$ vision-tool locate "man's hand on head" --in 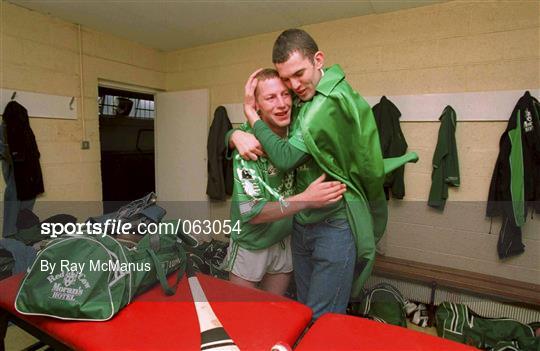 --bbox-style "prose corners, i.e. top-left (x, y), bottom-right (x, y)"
top-left (244, 68), bottom-right (263, 127)
top-left (230, 130), bottom-right (264, 161)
